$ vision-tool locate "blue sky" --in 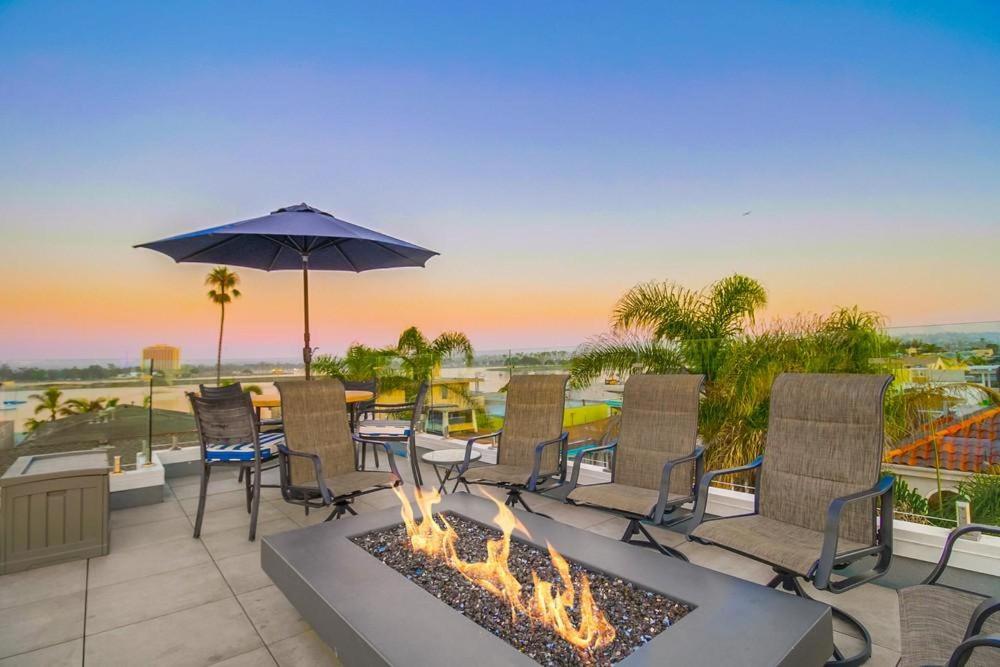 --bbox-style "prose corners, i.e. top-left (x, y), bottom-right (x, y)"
top-left (1, 1), bottom-right (998, 360)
